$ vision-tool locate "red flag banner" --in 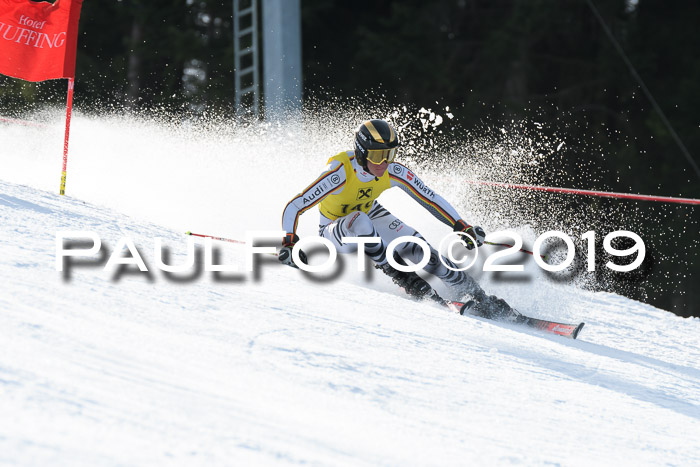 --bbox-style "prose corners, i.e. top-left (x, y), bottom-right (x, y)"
top-left (0, 0), bottom-right (83, 82)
